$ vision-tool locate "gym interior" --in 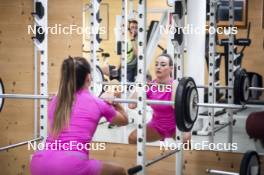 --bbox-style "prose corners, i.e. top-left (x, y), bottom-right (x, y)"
top-left (0, 0), bottom-right (264, 175)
